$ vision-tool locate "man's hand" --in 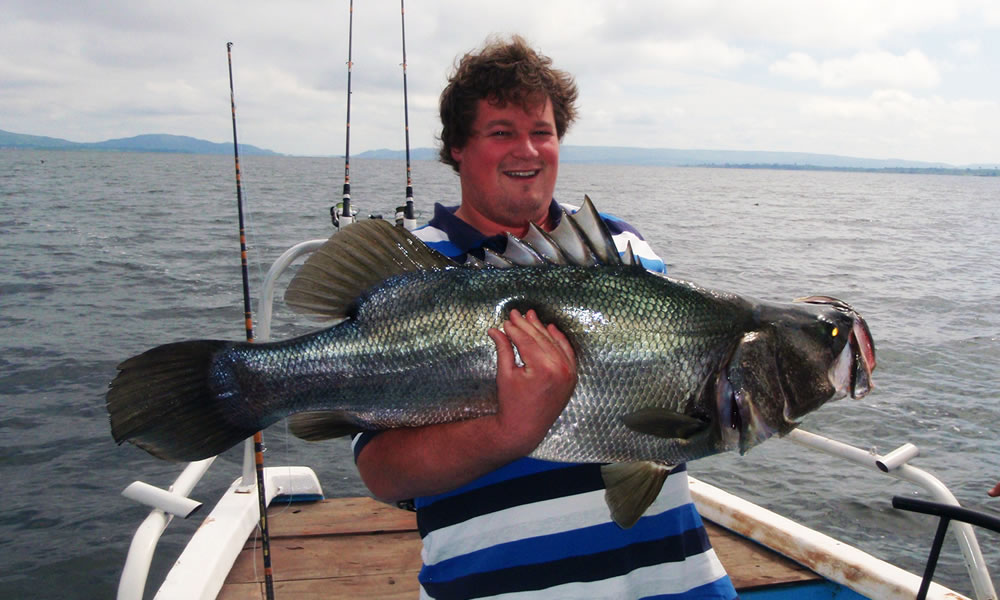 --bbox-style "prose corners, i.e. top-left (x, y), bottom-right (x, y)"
top-left (990, 481), bottom-right (1000, 498)
top-left (487, 308), bottom-right (578, 456)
